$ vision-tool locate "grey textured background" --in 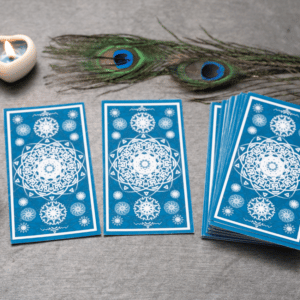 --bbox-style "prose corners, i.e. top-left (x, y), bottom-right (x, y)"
top-left (1, 1), bottom-right (300, 299)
